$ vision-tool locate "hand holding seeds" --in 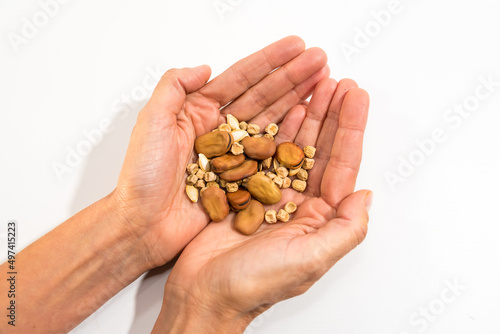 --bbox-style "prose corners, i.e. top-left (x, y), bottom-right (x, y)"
top-left (161, 76), bottom-right (373, 333)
